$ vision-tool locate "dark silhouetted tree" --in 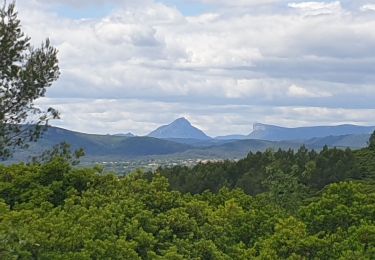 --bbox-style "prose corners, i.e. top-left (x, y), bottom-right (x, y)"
top-left (0, 2), bottom-right (60, 159)
top-left (369, 131), bottom-right (375, 150)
